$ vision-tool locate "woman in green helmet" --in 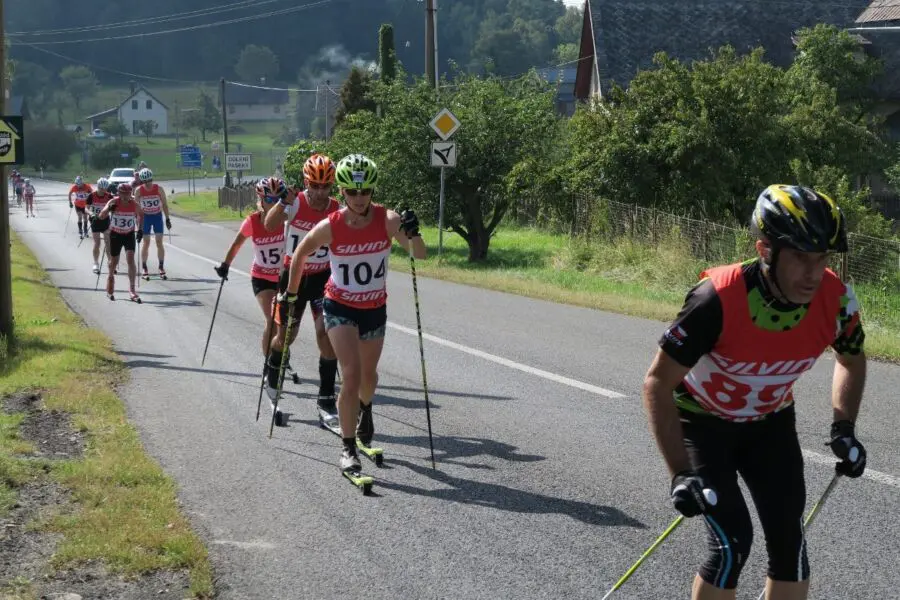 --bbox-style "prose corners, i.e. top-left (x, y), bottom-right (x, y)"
top-left (280, 154), bottom-right (426, 473)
